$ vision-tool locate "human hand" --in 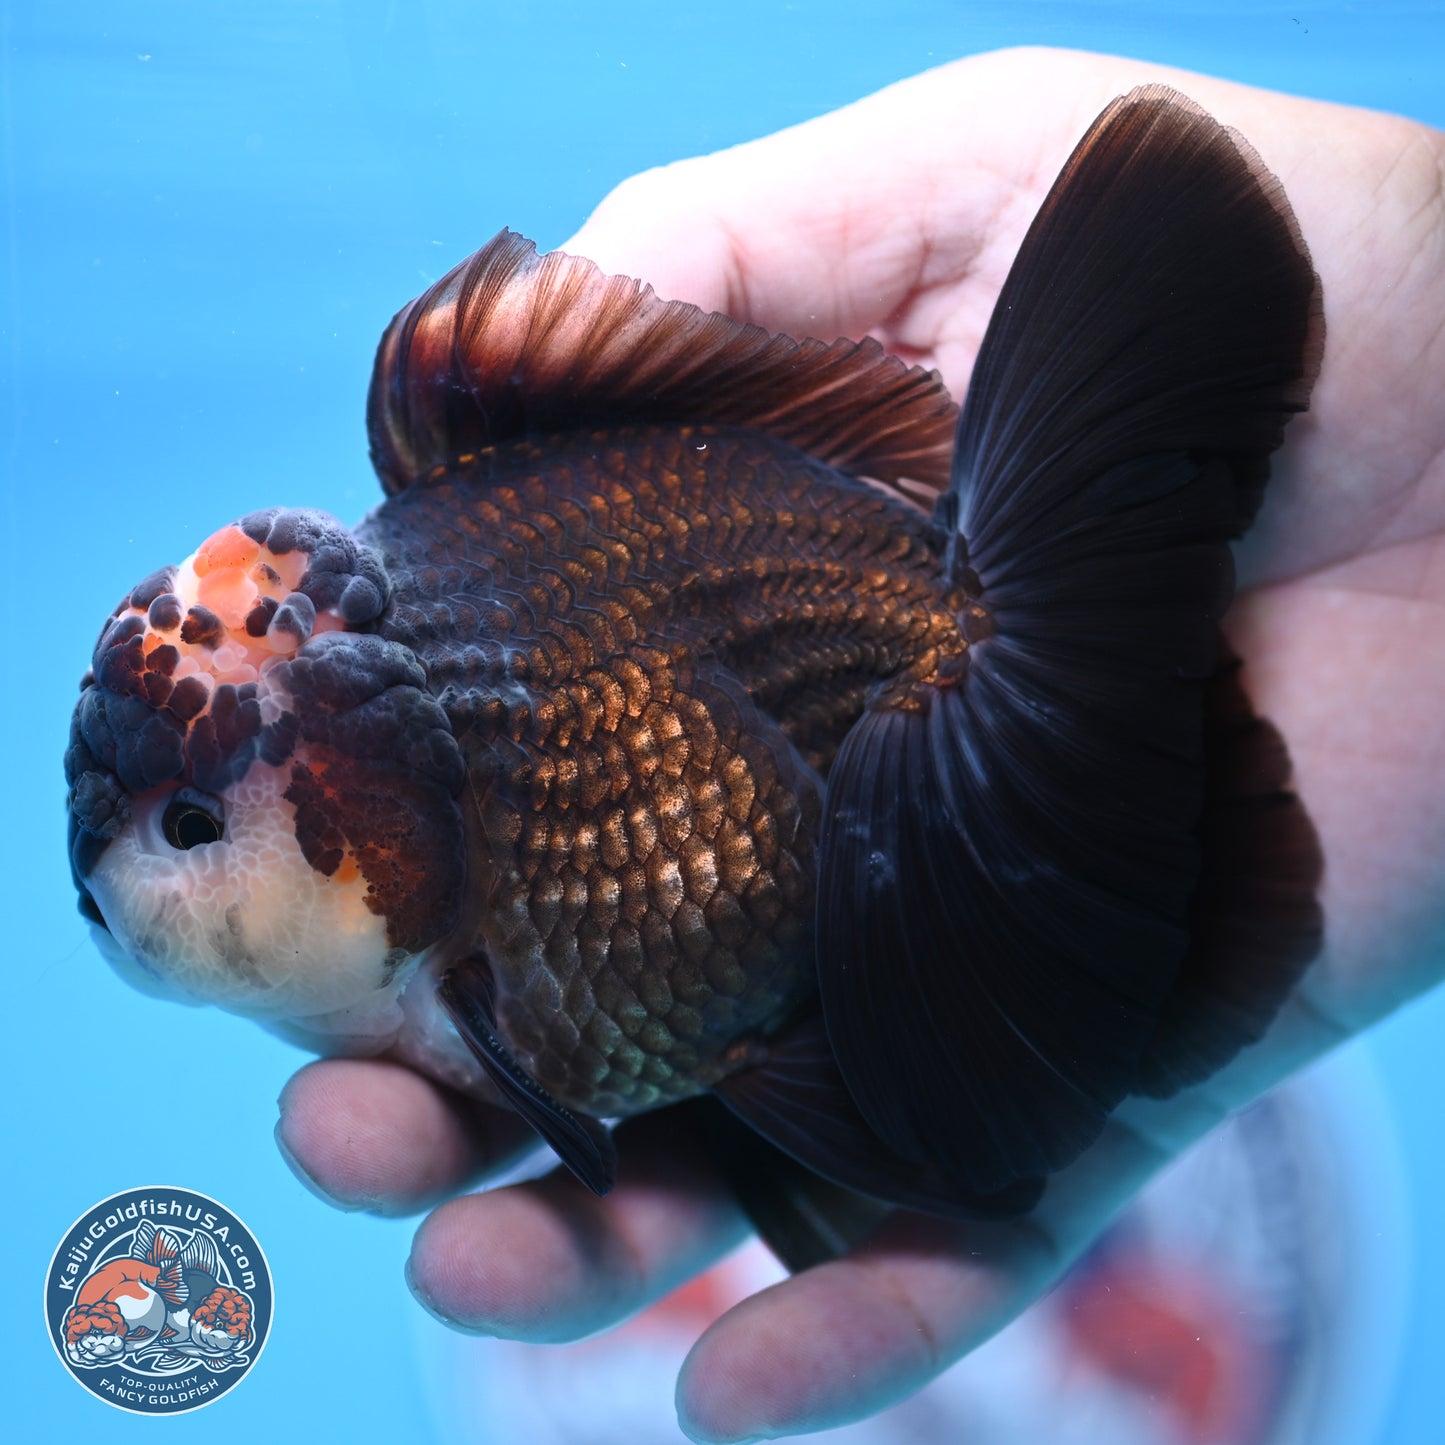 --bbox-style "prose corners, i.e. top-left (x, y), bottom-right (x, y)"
top-left (276, 47), bottom-right (1445, 1441)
